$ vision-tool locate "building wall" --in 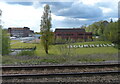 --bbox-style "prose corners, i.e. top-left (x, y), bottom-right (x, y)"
top-left (55, 28), bottom-right (92, 40)
top-left (8, 27), bottom-right (34, 37)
